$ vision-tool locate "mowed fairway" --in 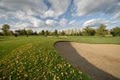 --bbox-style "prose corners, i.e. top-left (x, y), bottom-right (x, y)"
top-left (0, 36), bottom-right (120, 80)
